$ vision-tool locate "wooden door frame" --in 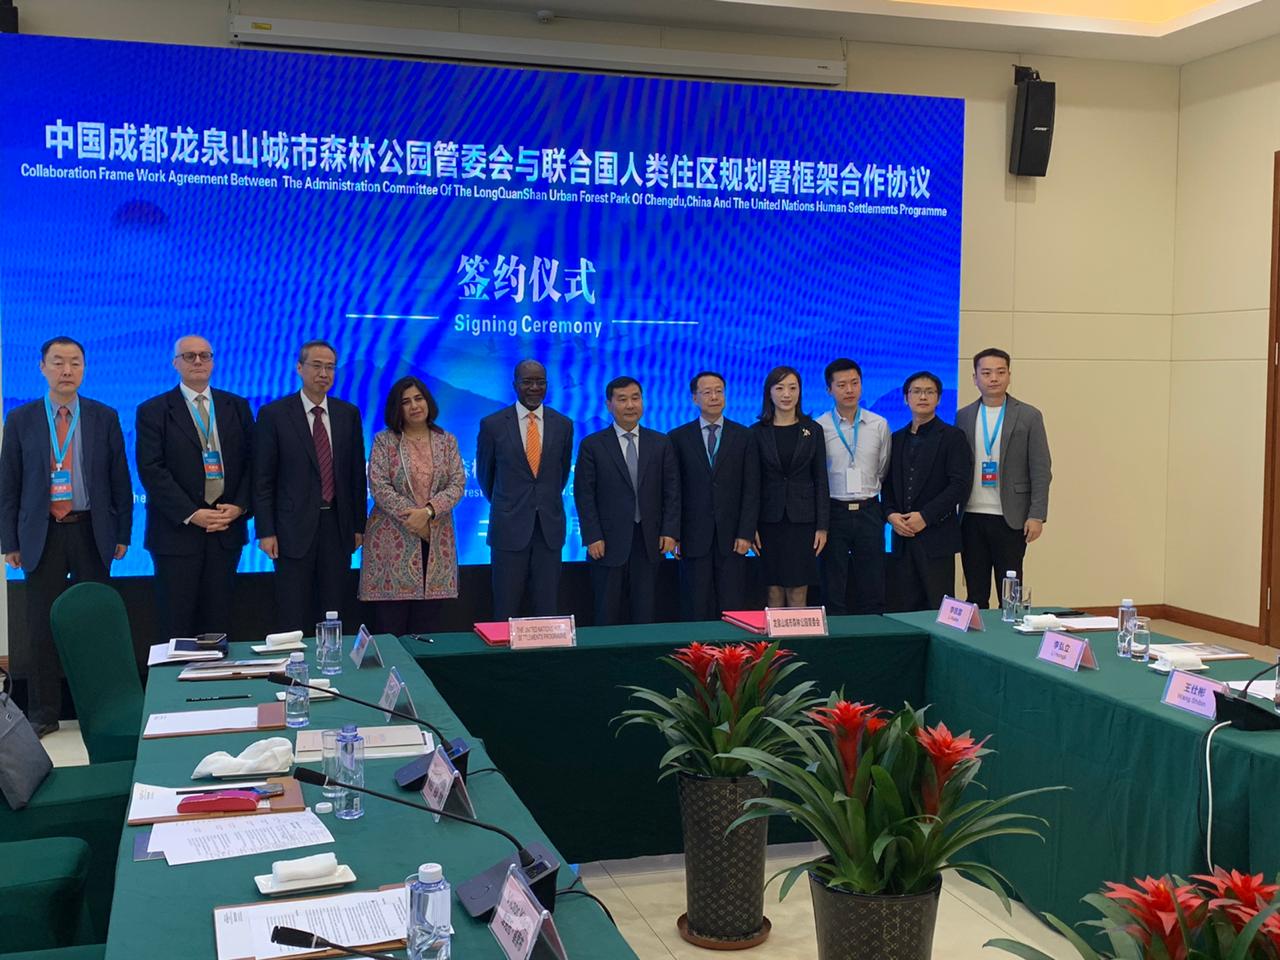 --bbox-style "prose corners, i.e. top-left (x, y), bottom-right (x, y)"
top-left (1260, 152), bottom-right (1280, 646)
